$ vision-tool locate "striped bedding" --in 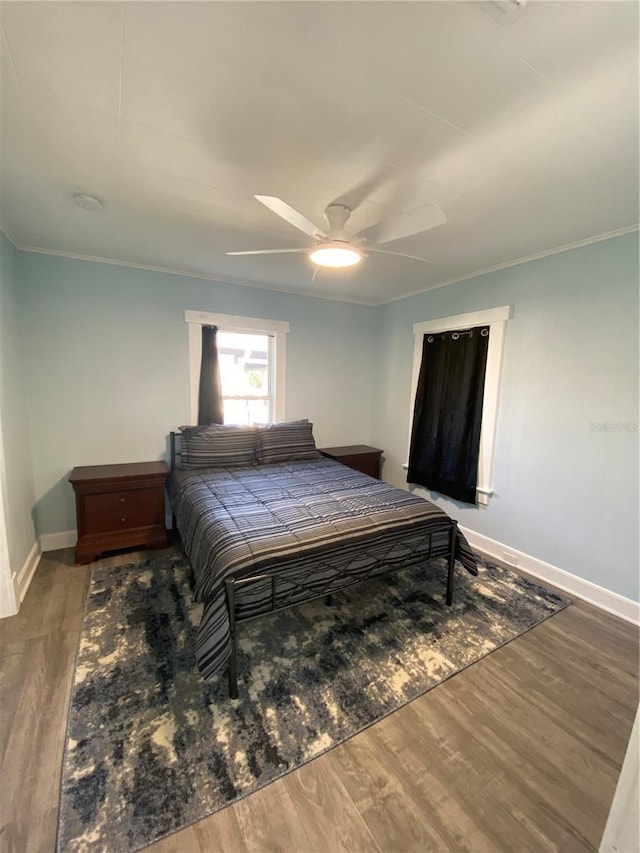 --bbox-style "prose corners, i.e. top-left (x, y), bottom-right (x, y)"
top-left (168, 456), bottom-right (478, 679)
